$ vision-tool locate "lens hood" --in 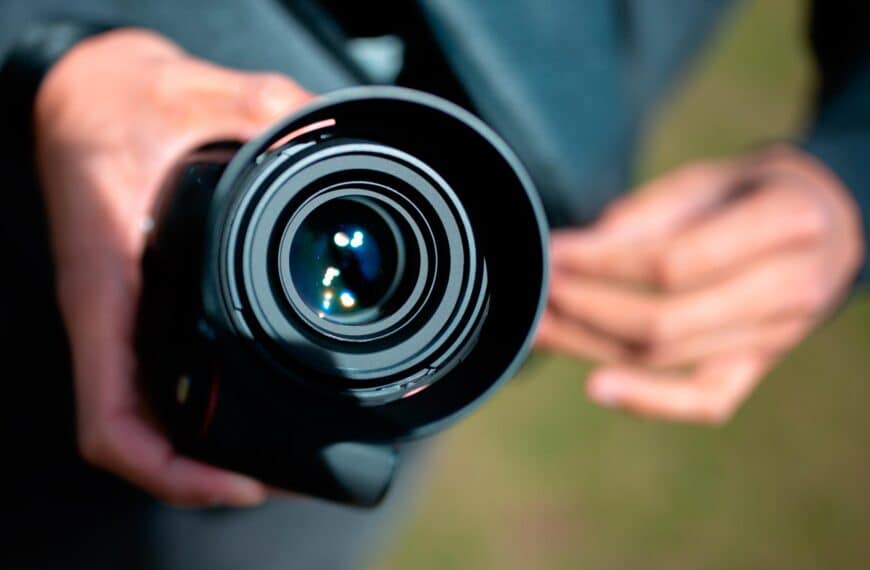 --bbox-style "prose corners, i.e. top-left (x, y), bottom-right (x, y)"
top-left (138, 87), bottom-right (548, 506)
